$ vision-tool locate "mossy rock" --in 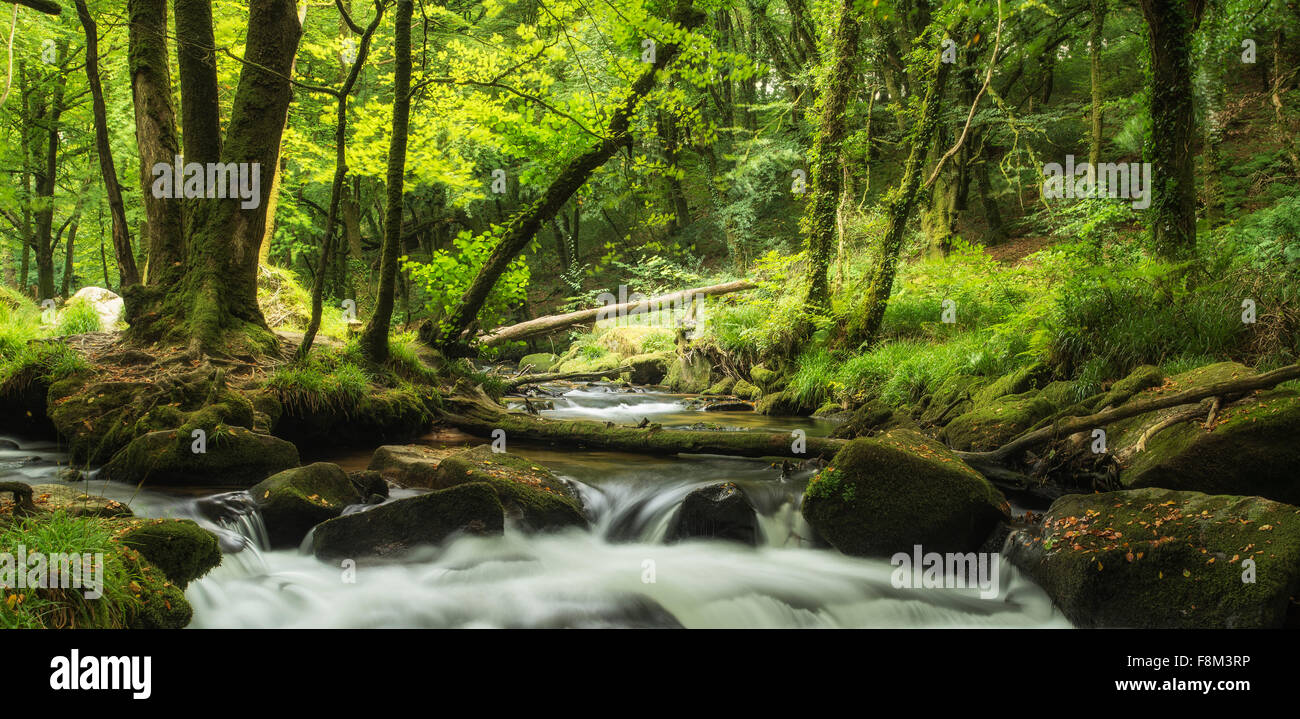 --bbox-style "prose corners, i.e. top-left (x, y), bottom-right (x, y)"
top-left (27, 483), bottom-right (132, 518)
top-left (829, 400), bottom-right (917, 439)
top-left (367, 444), bottom-right (458, 488)
top-left (919, 374), bottom-right (988, 426)
top-left (732, 379), bottom-right (759, 400)
top-left (553, 349), bottom-right (624, 375)
top-left (272, 385), bottom-right (435, 447)
top-left (519, 352), bottom-right (559, 372)
top-left (941, 392), bottom-right (1057, 451)
top-left (249, 462), bottom-right (363, 548)
top-left (754, 388), bottom-right (813, 416)
top-left (312, 481), bottom-right (504, 560)
top-left (971, 363), bottom-right (1052, 406)
top-left (664, 352), bottom-right (712, 394)
top-left (802, 429), bottom-right (1010, 557)
top-left (433, 445), bottom-right (587, 531)
top-left (99, 426), bottom-right (300, 488)
top-left (1114, 388), bottom-right (1300, 505)
top-left (1091, 364), bottom-right (1165, 410)
top-left (1004, 489), bottom-right (1300, 628)
top-left (703, 376), bottom-right (736, 396)
top-left (623, 351), bottom-right (673, 385)
top-left (116, 518), bottom-right (222, 590)
top-left (749, 366), bottom-right (784, 393)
